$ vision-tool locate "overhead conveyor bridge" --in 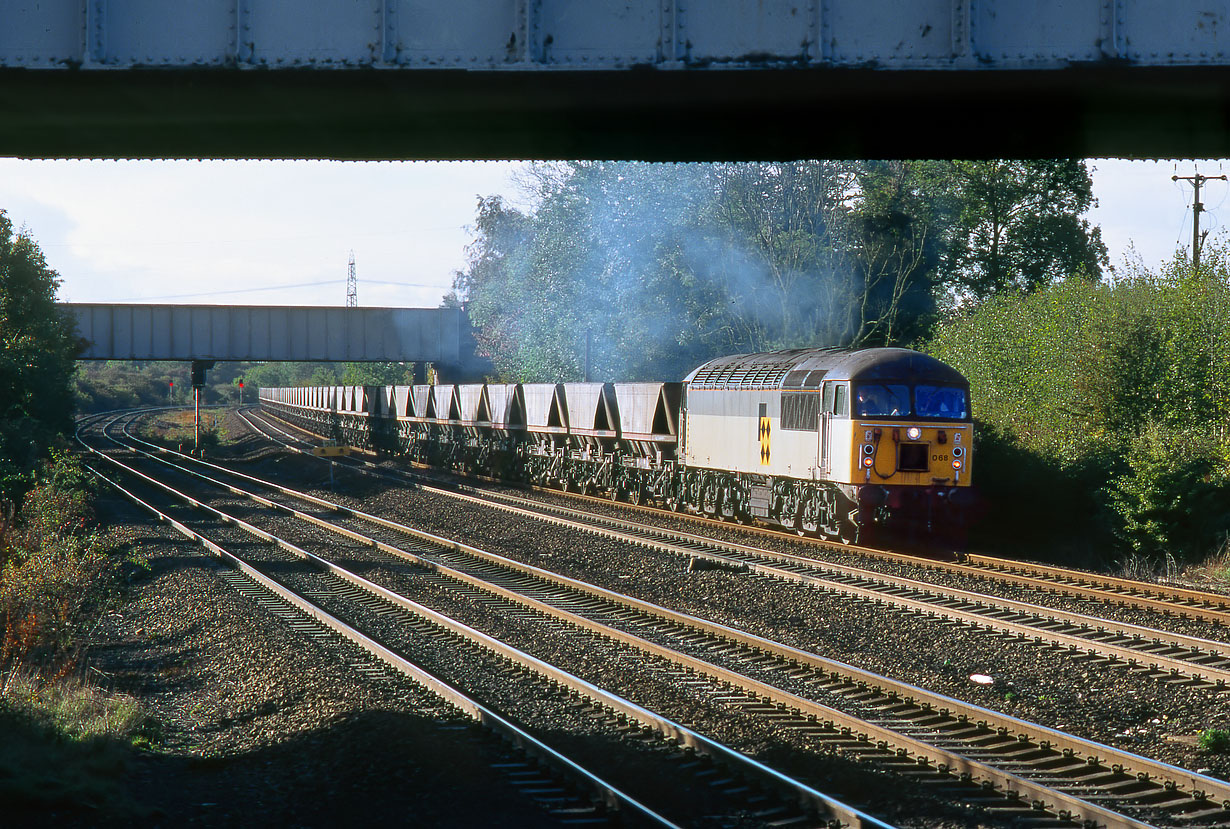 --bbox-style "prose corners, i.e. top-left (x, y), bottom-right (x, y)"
top-left (62, 303), bottom-right (488, 379)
